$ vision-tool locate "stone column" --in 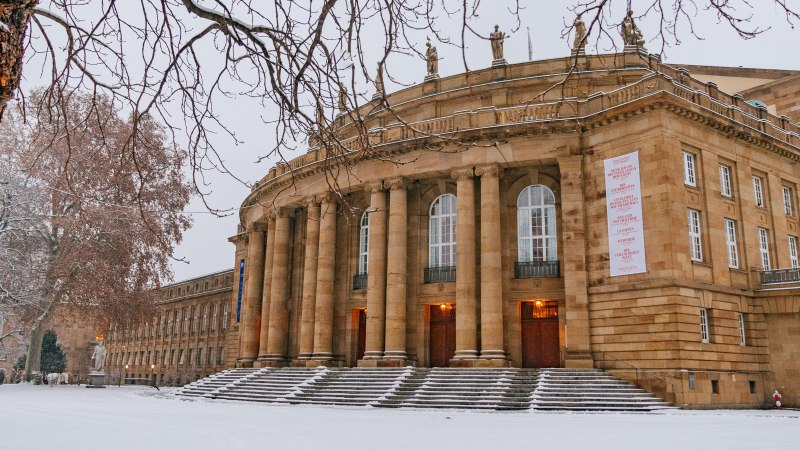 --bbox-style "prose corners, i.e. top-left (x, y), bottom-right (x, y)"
top-left (452, 168), bottom-right (478, 361)
top-left (256, 216), bottom-right (276, 362)
top-left (558, 155), bottom-right (593, 368)
top-left (477, 165), bottom-right (506, 361)
top-left (263, 209), bottom-right (293, 364)
top-left (297, 199), bottom-right (321, 360)
top-left (361, 182), bottom-right (388, 362)
top-left (312, 193), bottom-right (338, 361)
top-left (383, 177), bottom-right (408, 361)
top-left (237, 223), bottom-right (266, 367)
